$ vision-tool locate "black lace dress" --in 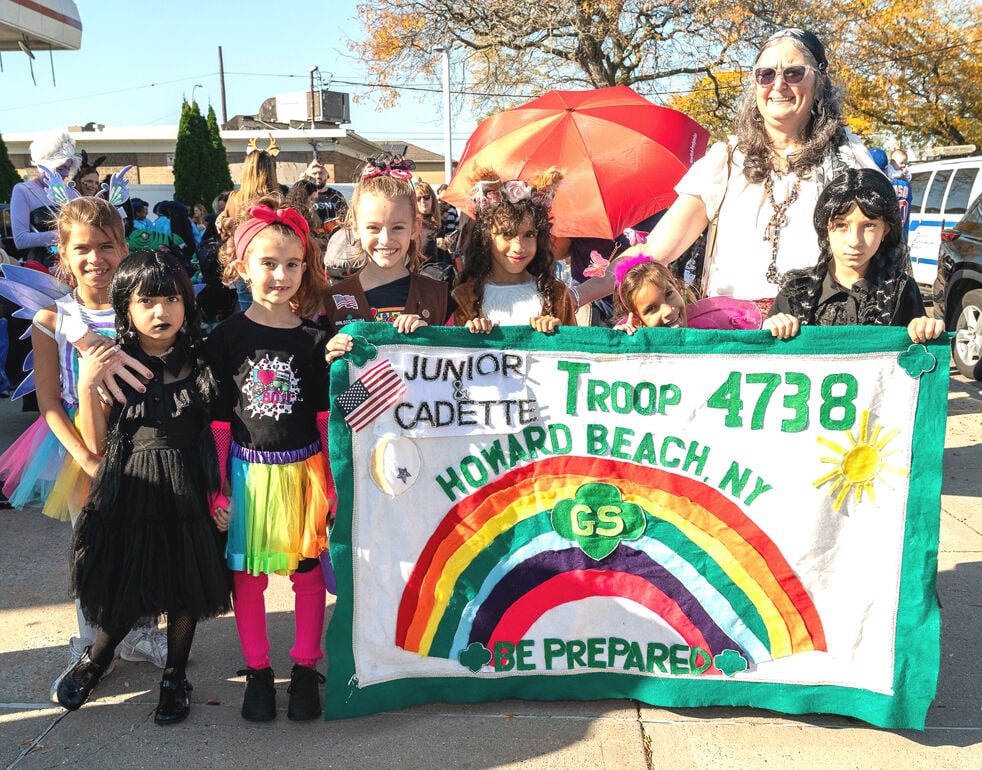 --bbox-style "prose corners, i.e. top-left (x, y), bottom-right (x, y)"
top-left (71, 343), bottom-right (232, 630)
